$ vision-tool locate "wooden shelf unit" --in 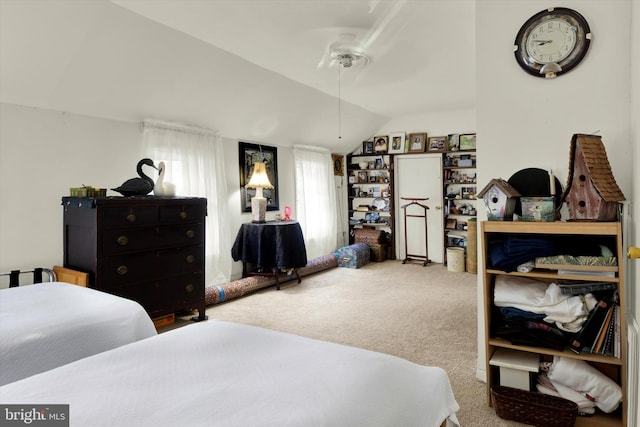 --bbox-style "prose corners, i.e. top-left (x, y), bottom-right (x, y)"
top-left (442, 149), bottom-right (477, 265)
top-left (481, 221), bottom-right (627, 427)
top-left (346, 153), bottom-right (395, 259)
